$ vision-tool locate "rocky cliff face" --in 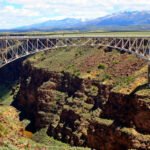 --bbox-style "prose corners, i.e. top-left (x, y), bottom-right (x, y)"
top-left (13, 62), bottom-right (150, 150)
top-left (0, 57), bottom-right (27, 83)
